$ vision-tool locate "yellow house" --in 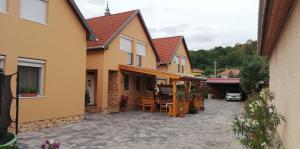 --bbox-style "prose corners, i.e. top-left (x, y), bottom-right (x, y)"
top-left (86, 10), bottom-right (161, 112)
top-left (152, 36), bottom-right (193, 83)
top-left (0, 0), bottom-right (96, 131)
top-left (258, 0), bottom-right (300, 148)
